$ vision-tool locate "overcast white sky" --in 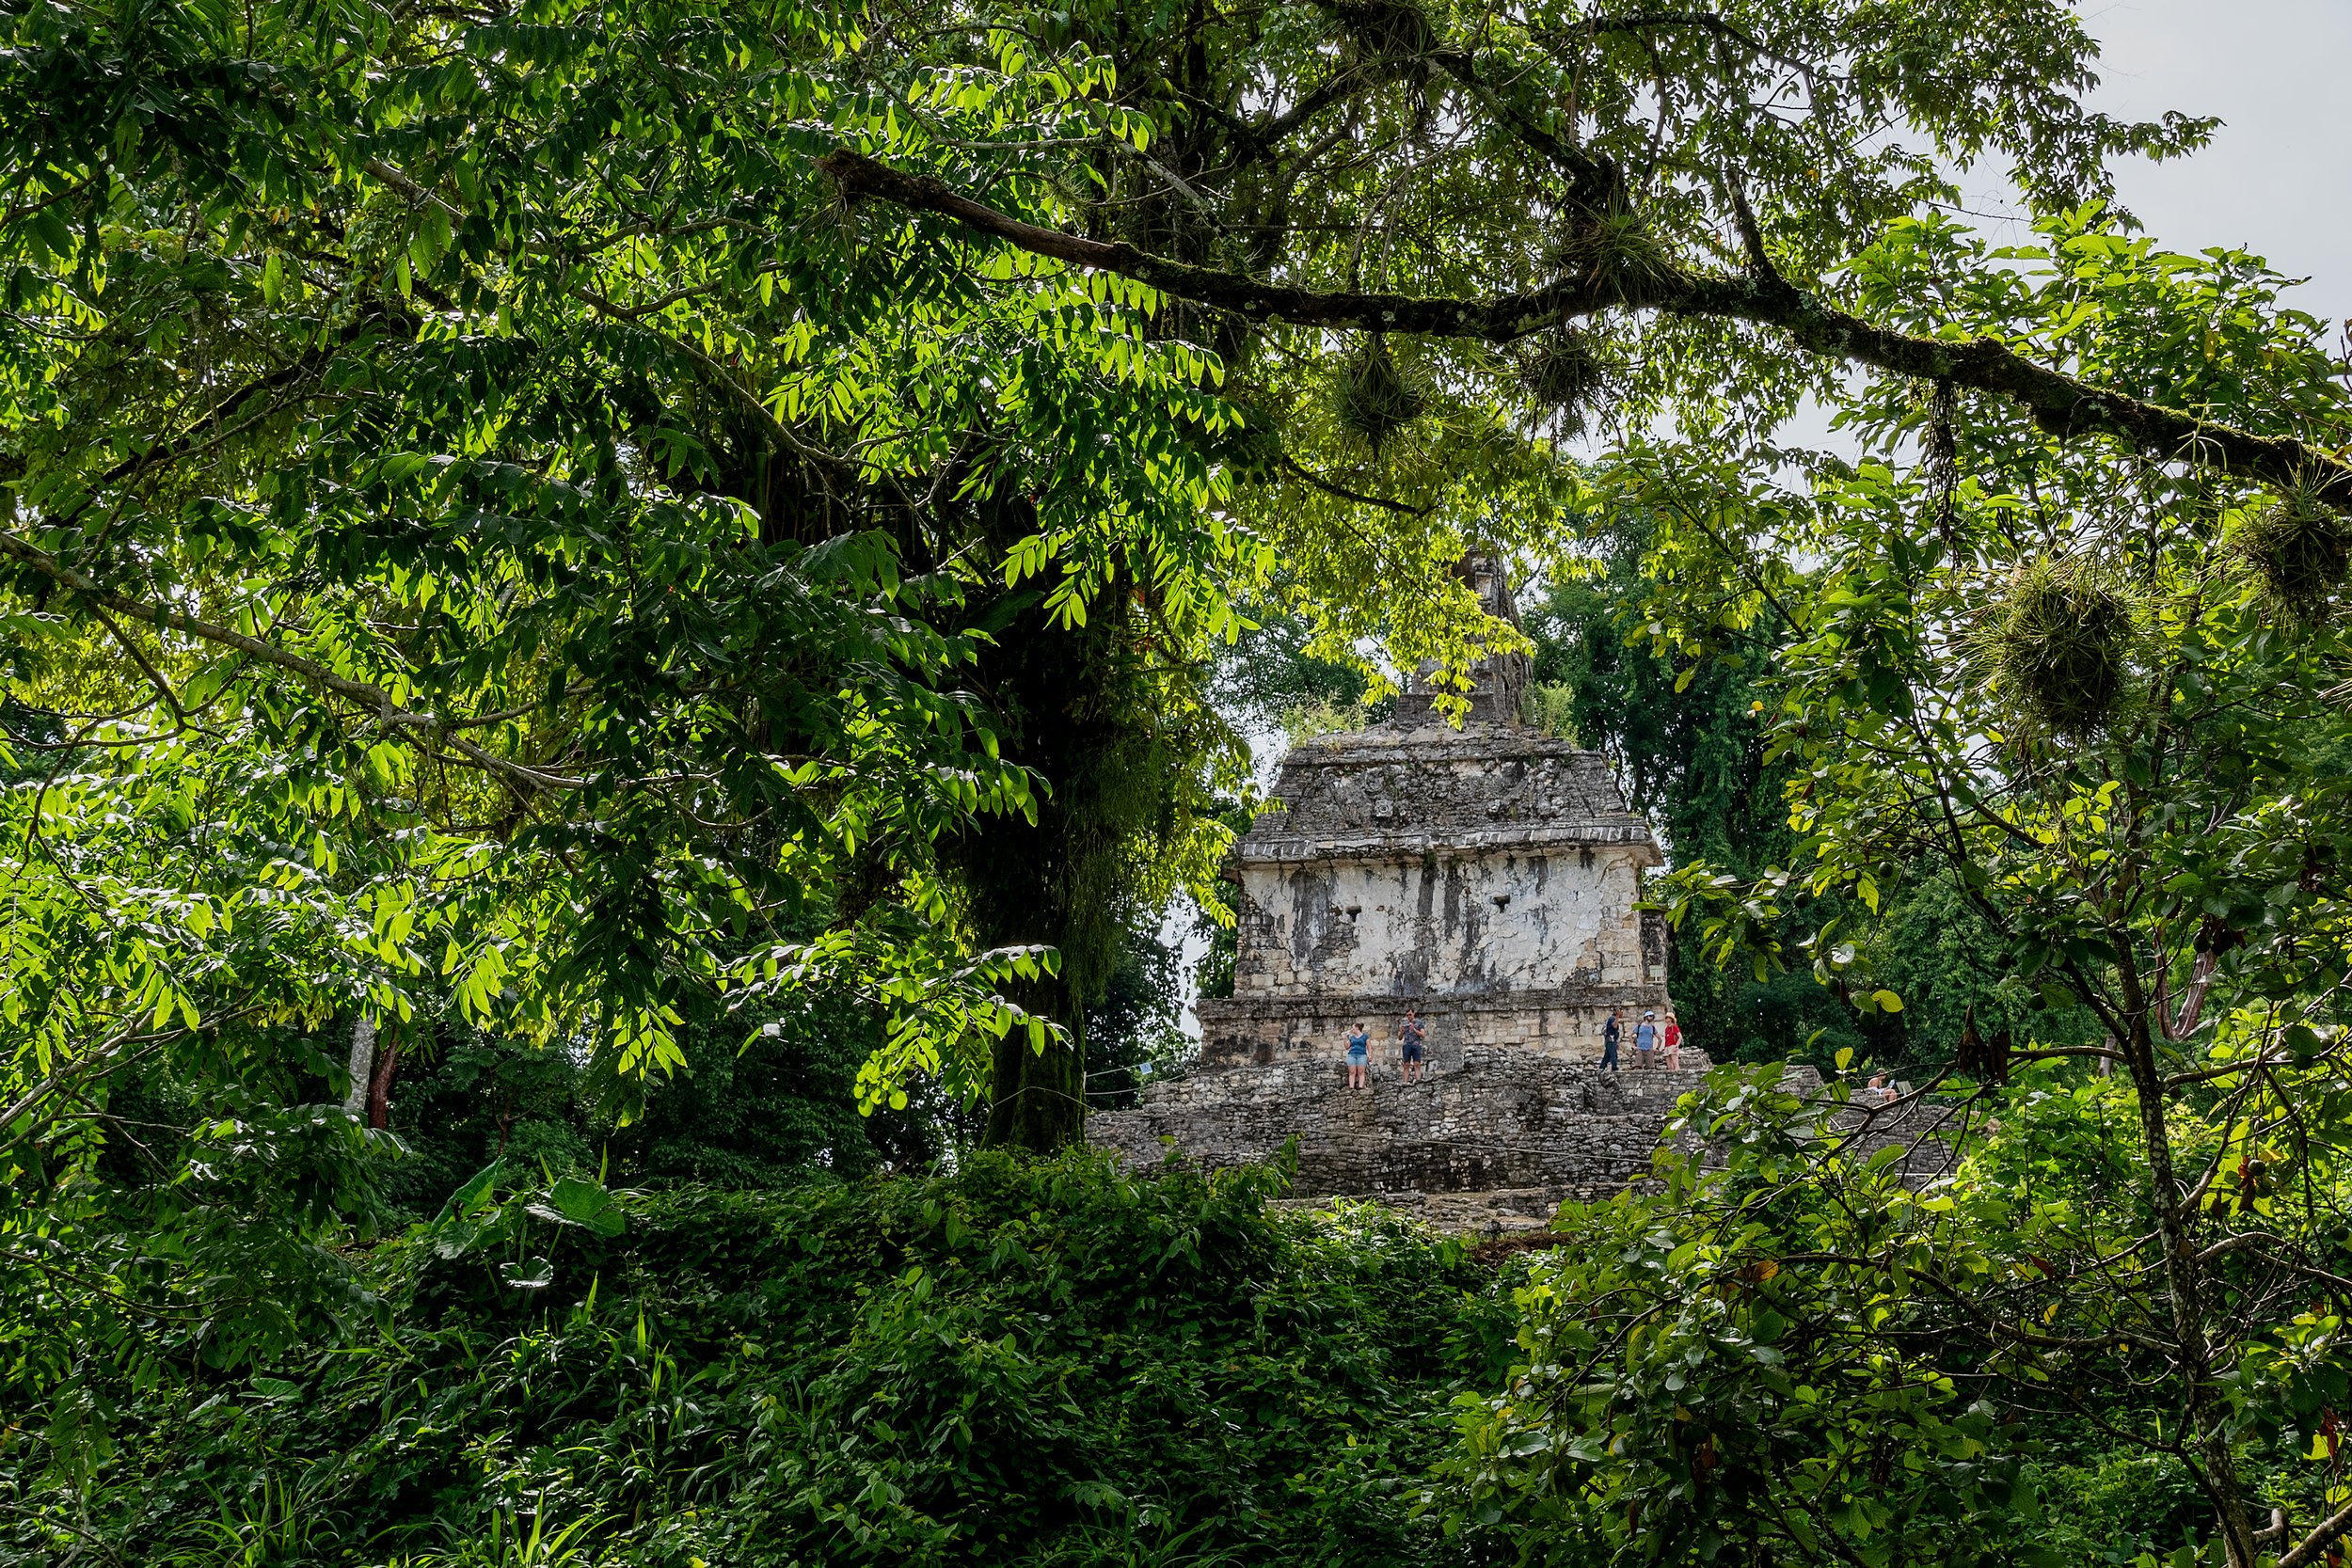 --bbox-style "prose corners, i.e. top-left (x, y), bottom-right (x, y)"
top-left (2063, 0), bottom-right (2347, 323)
top-left (1767, 0), bottom-right (2352, 458)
